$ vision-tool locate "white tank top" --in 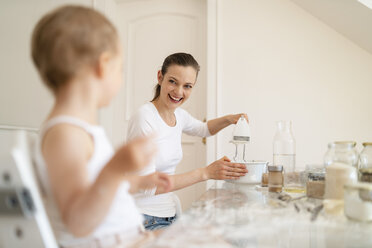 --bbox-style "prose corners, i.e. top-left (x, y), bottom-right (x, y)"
top-left (34, 116), bottom-right (143, 247)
